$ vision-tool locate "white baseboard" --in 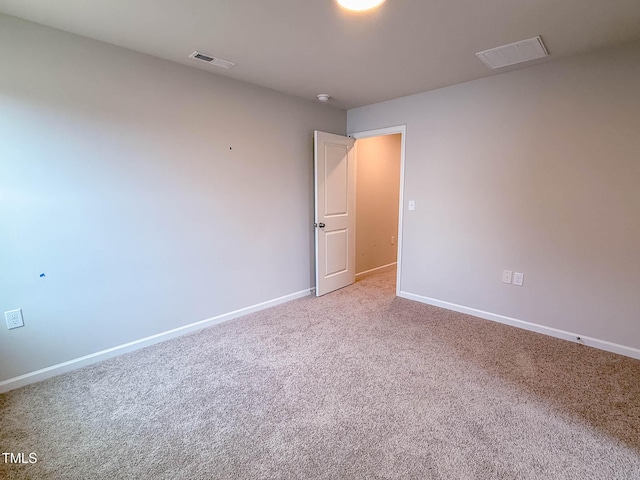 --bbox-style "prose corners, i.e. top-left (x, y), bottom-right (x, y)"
top-left (356, 262), bottom-right (397, 278)
top-left (0, 288), bottom-right (313, 394)
top-left (399, 291), bottom-right (640, 361)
